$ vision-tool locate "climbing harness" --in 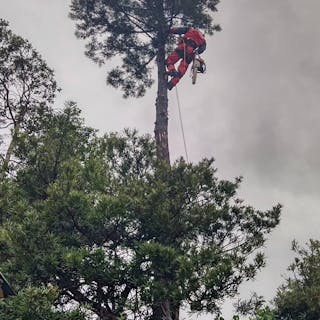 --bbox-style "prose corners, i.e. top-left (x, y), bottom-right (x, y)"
top-left (180, 37), bottom-right (206, 85)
